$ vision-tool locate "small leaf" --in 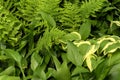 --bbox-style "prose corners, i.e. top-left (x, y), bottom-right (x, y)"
top-left (21, 57), bottom-right (27, 69)
top-left (52, 55), bottom-right (61, 70)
